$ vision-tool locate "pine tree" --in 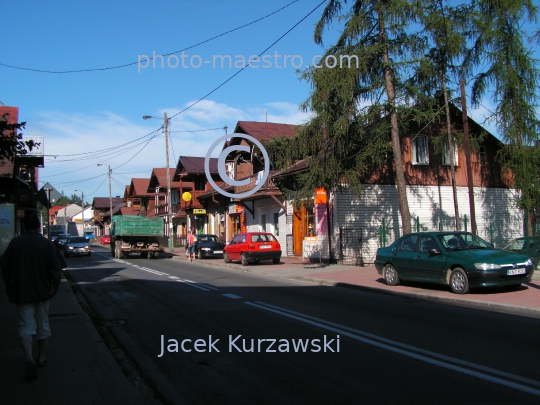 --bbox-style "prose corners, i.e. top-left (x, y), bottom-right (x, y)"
top-left (470, 0), bottom-right (540, 234)
top-left (268, 0), bottom-right (429, 235)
